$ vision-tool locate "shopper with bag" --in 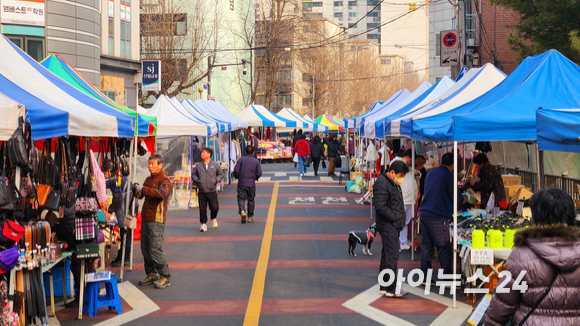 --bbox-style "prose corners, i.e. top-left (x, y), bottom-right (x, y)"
top-left (133, 154), bottom-right (172, 289)
top-left (485, 188), bottom-right (580, 326)
top-left (324, 134), bottom-right (339, 176)
top-left (309, 135), bottom-right (325, 176)
top-left (294, 134), bottom-right (310, 179)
